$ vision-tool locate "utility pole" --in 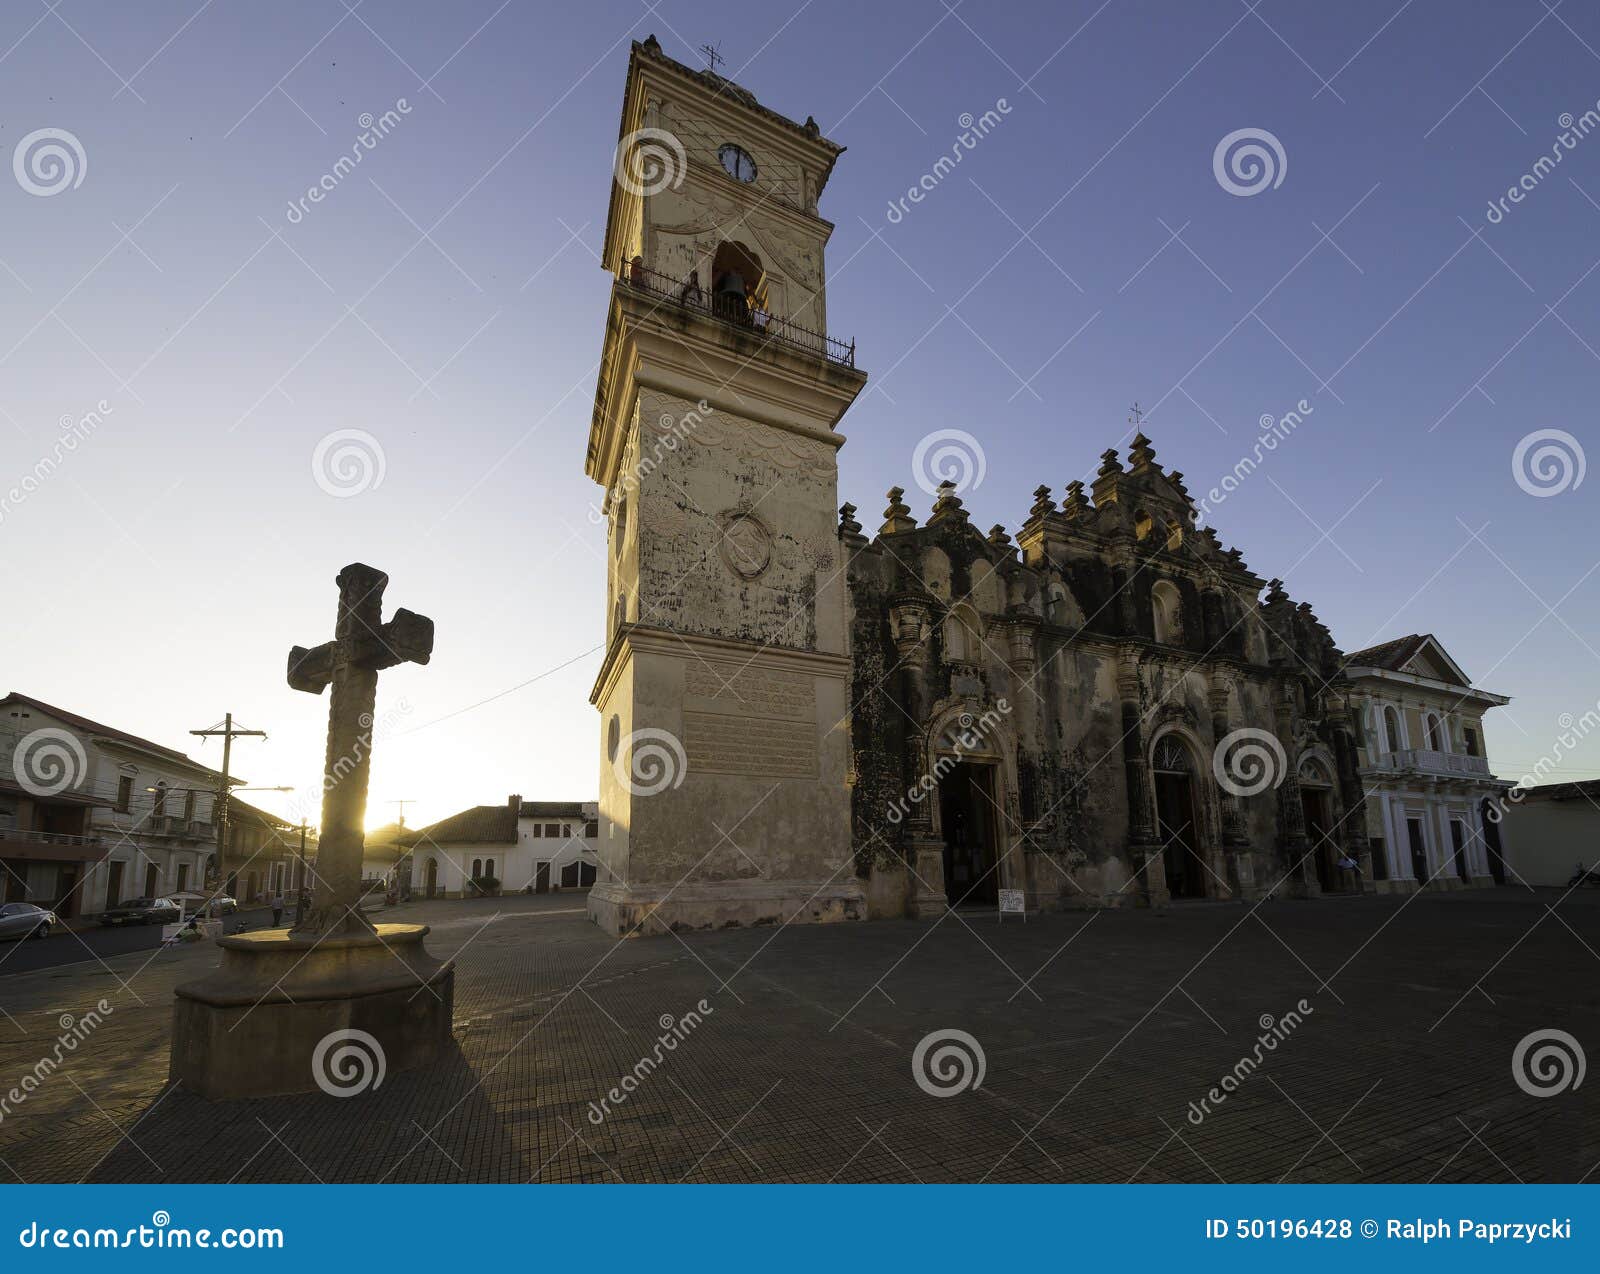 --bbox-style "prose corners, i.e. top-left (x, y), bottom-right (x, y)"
top-left (388, 799), bottom-right (414, 898)
top-left (190, 713), bottom-right (267, 897)
top-left (295, 818), bottom-right (311, 923)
